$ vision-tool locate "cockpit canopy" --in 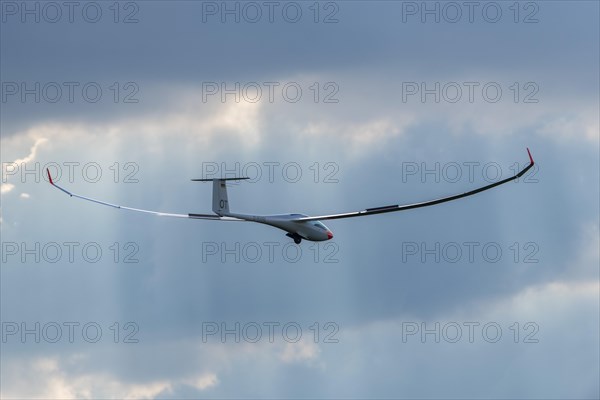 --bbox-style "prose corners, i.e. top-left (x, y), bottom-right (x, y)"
top-left (312, 221), bottom-right (328, 231)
